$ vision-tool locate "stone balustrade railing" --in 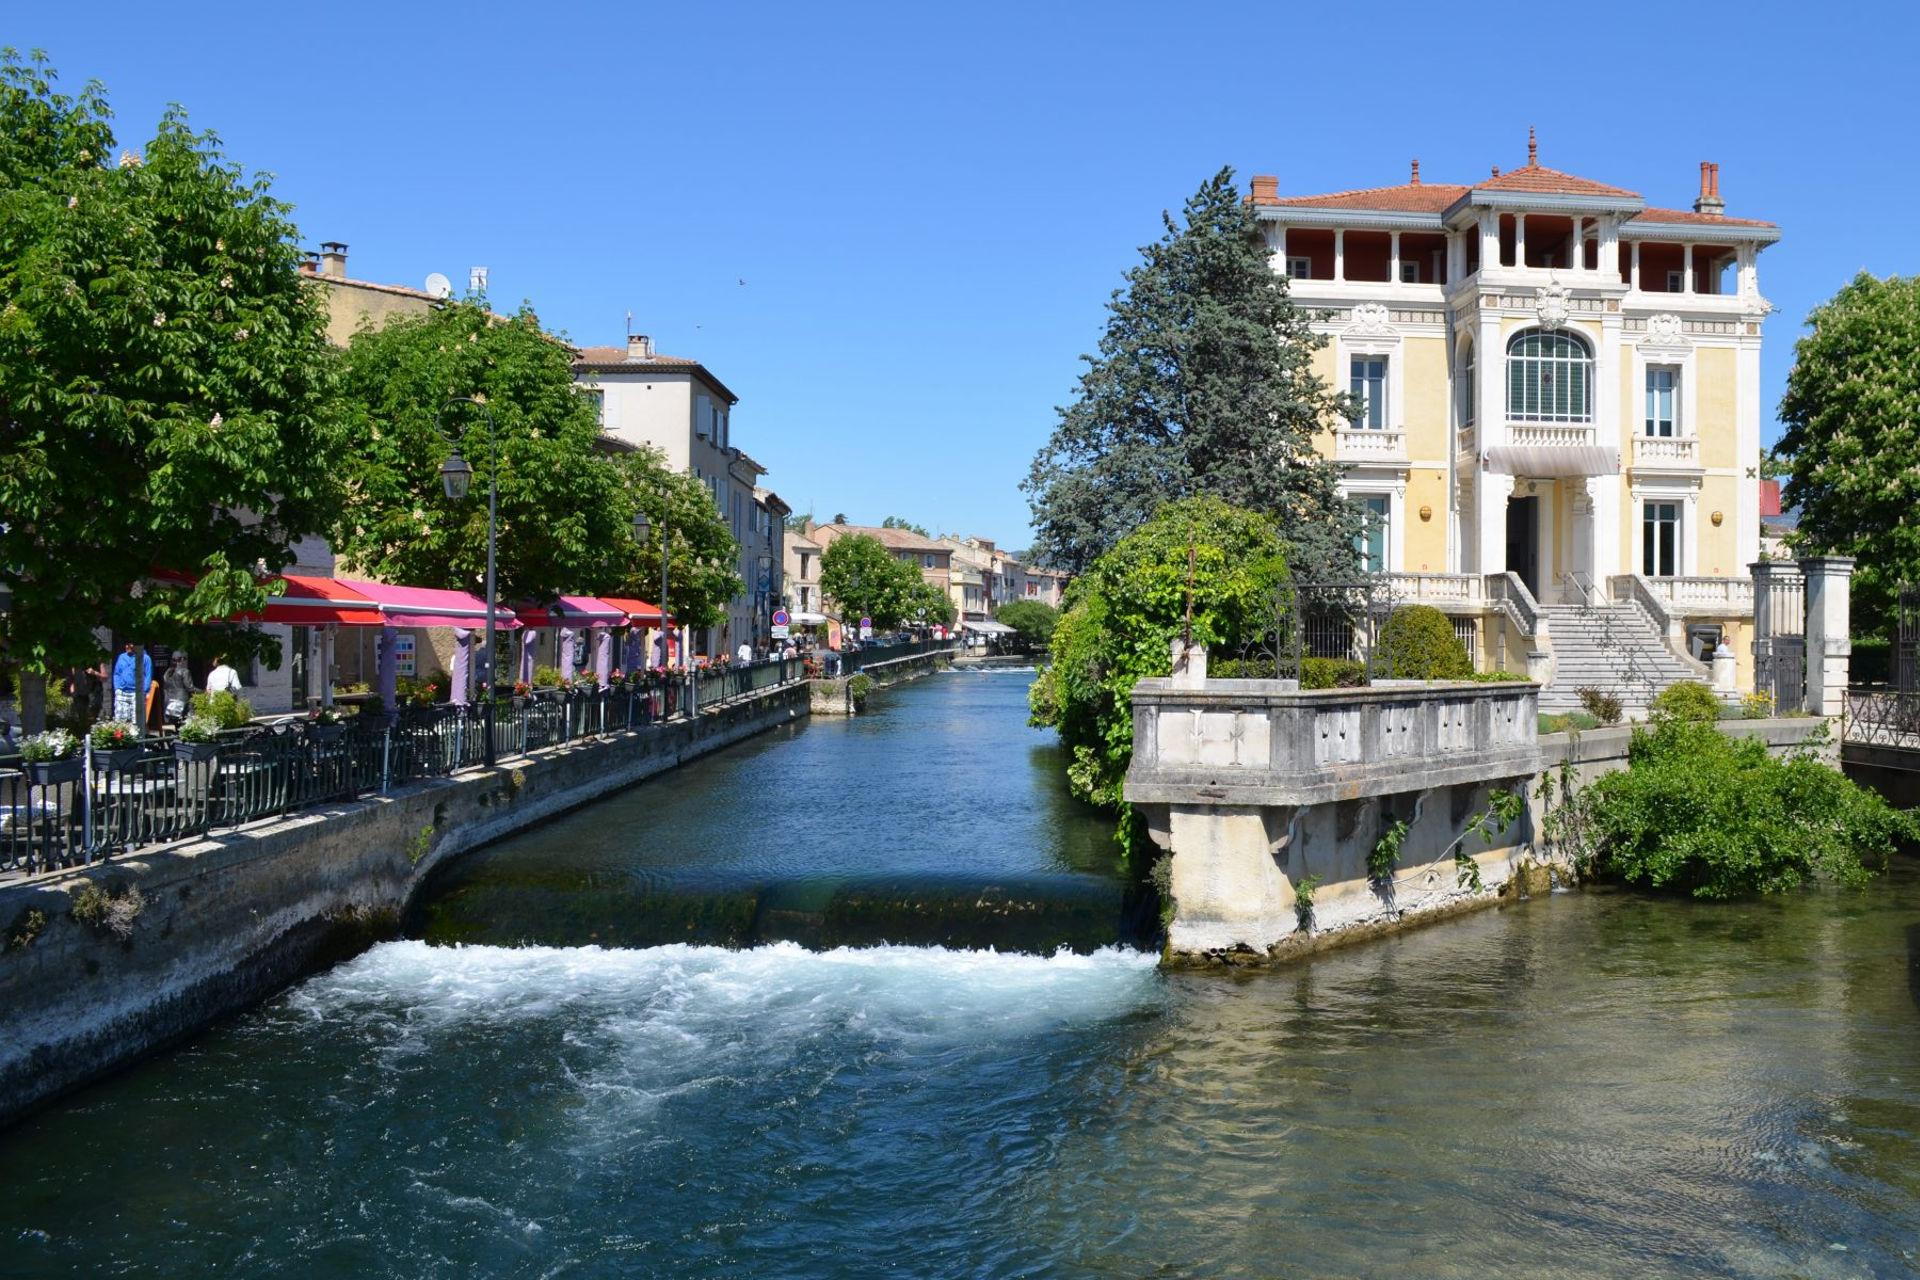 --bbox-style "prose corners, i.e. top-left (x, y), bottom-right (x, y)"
top-left (1125, 678), bottom-right (1540, 809)
top-left (1334, 426), bottom-right (1407, 462)
top-left (1631, 435), bottom-right (1700, 469)
top-left (1507, 423), bottom-right (1597, 449)
top-left (1381, 572), bottom-right (1487, 608)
